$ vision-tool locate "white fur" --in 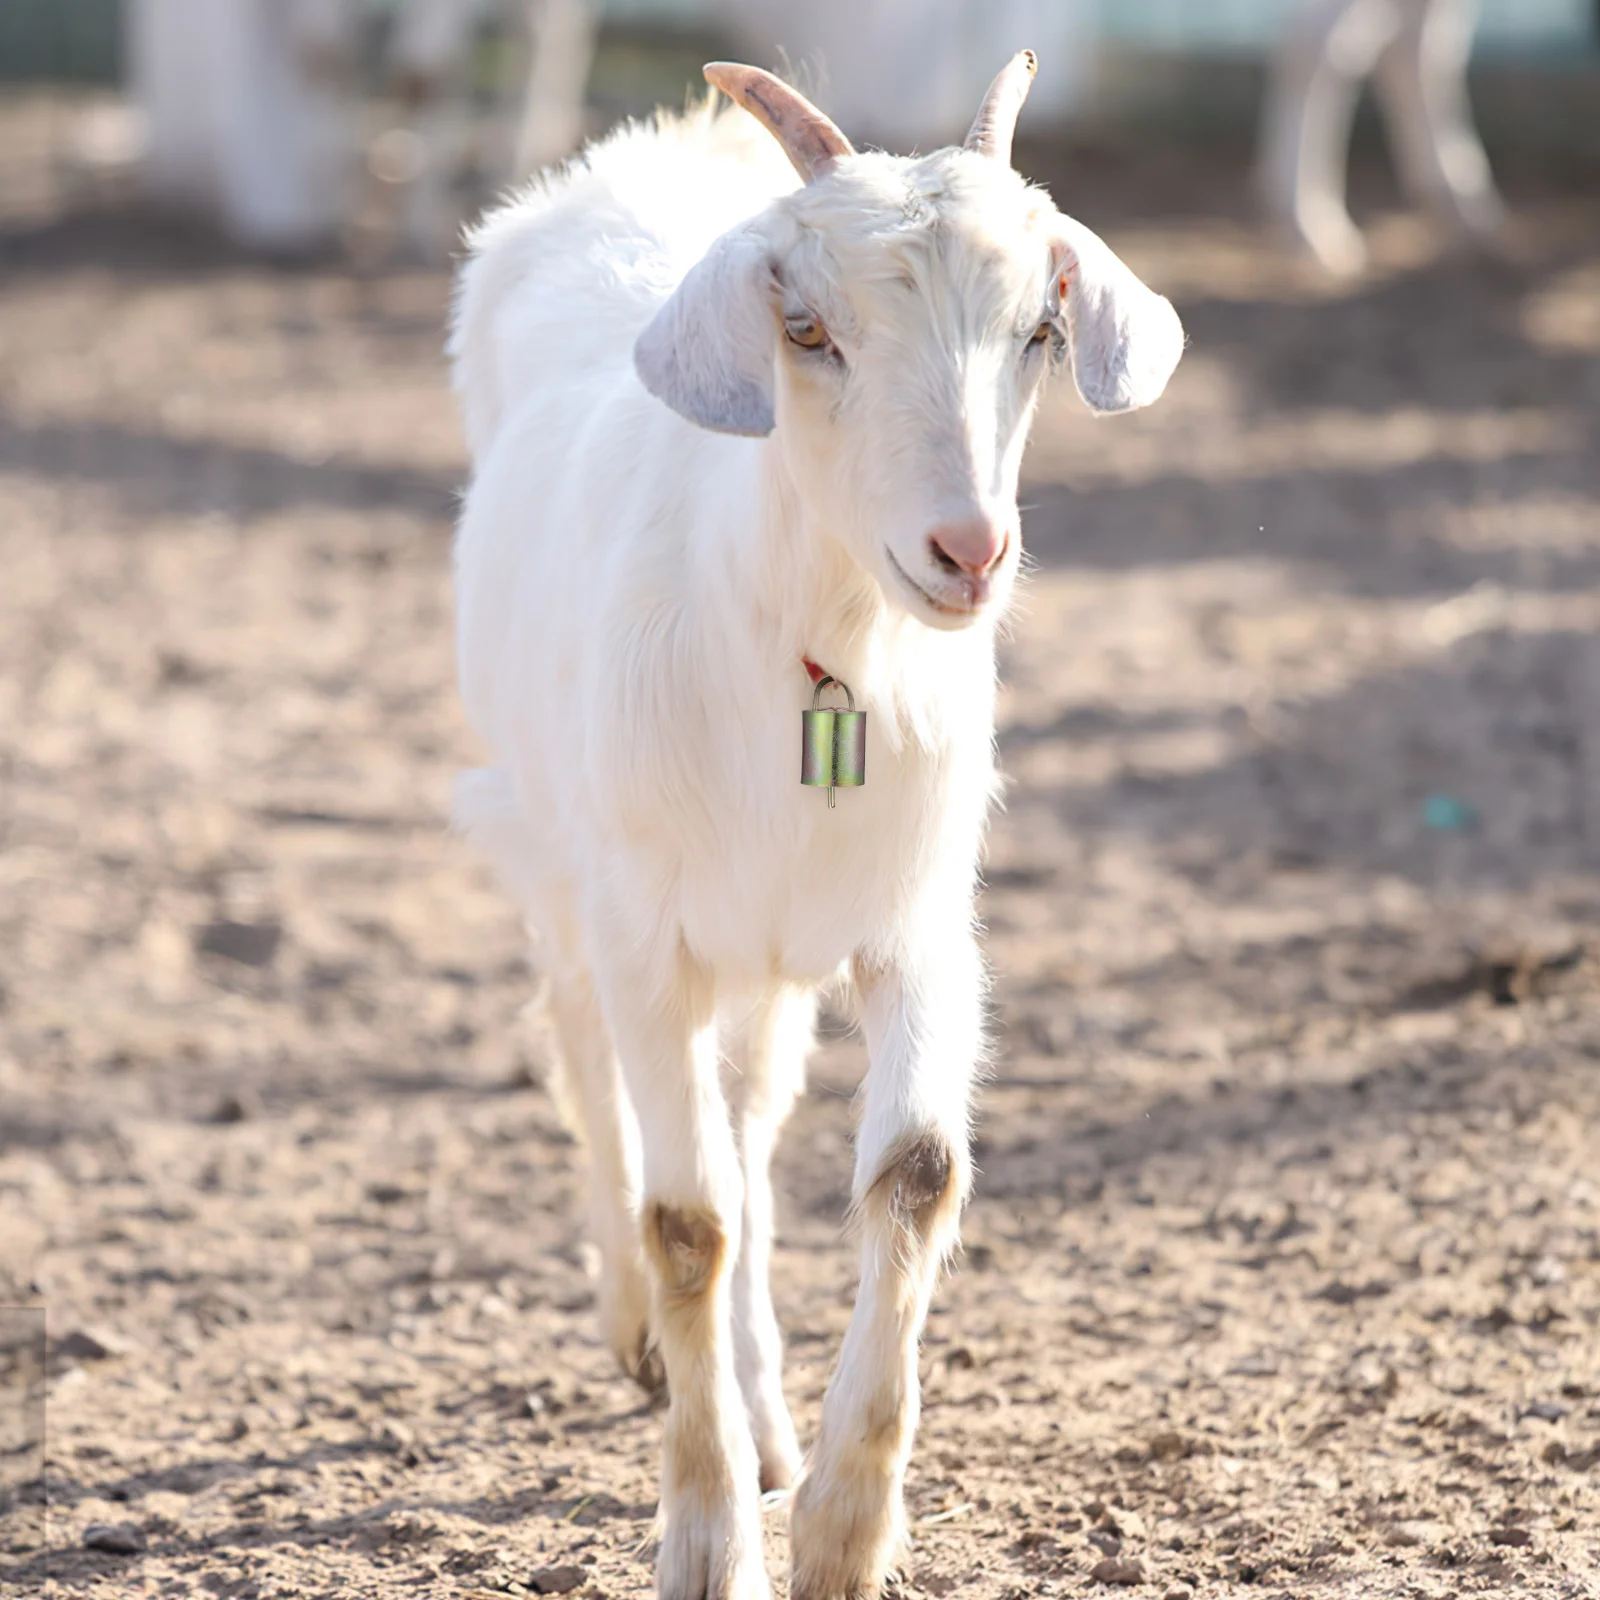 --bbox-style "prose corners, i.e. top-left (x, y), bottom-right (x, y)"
top-left (450, 89), bottom-right (1181, 1600)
